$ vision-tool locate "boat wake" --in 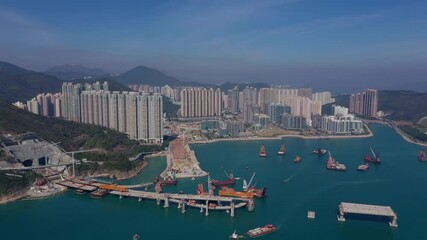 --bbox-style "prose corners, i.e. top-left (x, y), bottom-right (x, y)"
top-left (335, 179), bottom-right (389, 186)
top-left (283, 164), bottom-right (306, 183)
